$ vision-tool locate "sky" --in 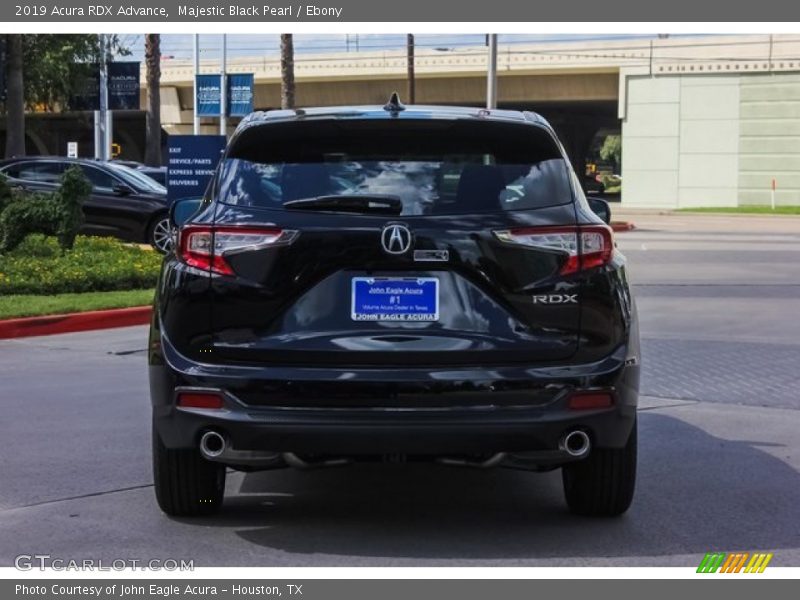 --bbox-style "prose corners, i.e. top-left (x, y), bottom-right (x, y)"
top-left (123, 34), bottom-right (669, 62)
